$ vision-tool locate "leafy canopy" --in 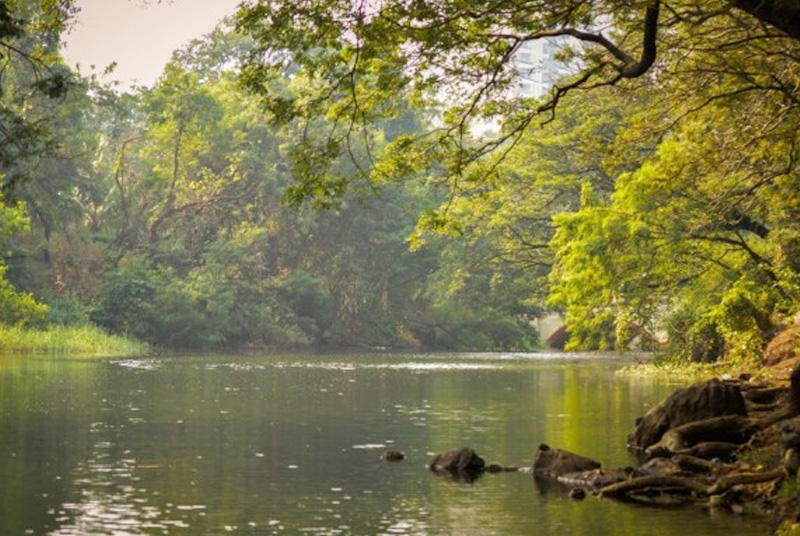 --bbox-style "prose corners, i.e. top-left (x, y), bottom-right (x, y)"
top-left (235, 0), bottom-right (800, 359)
